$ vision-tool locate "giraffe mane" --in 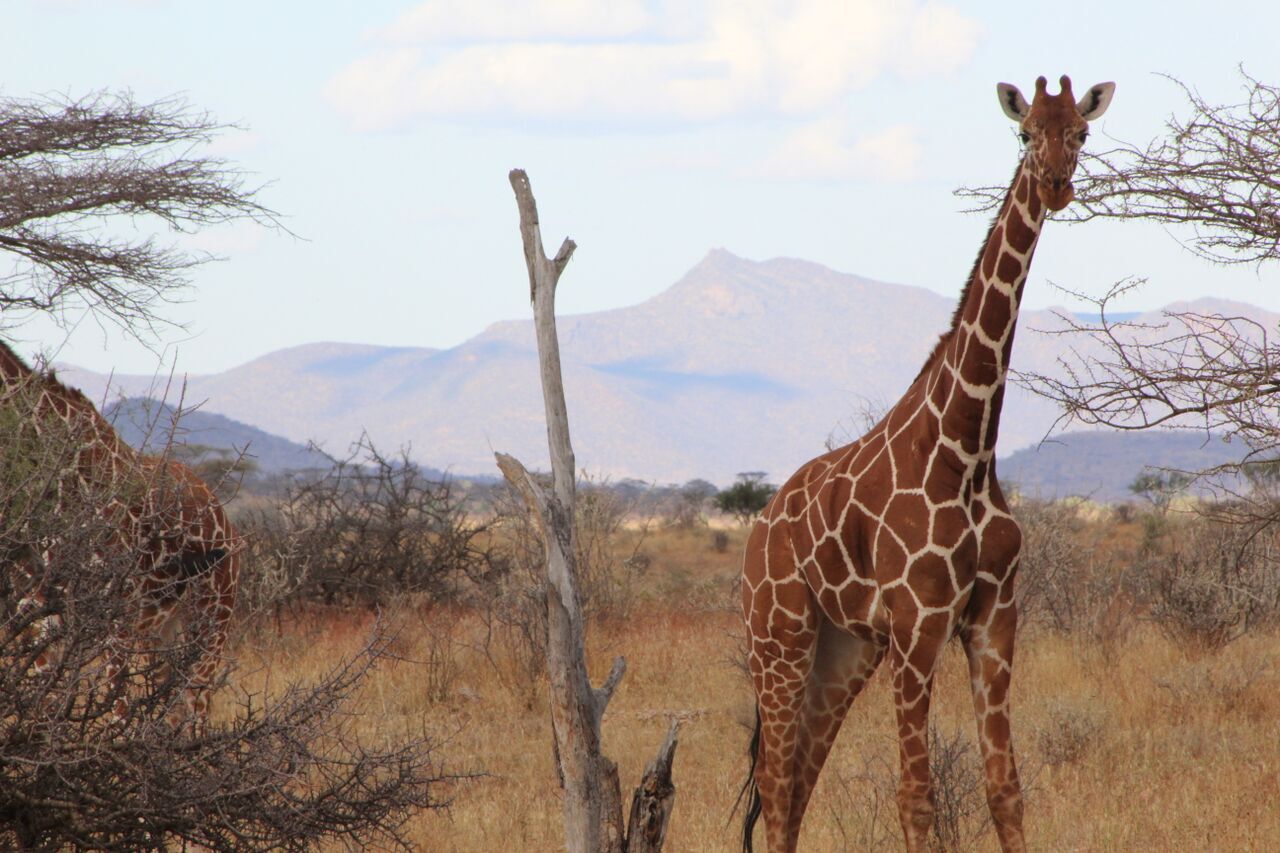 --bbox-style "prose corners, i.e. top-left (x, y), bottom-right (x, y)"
top-left (911, 161), bottom-right (1023, 383)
